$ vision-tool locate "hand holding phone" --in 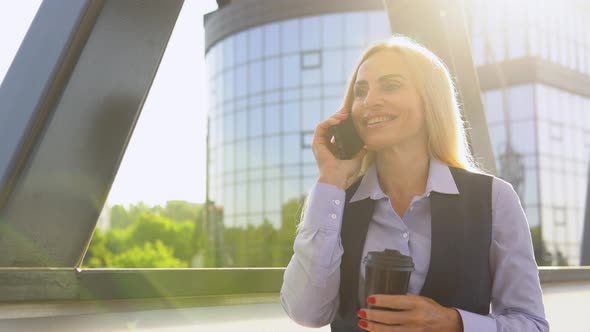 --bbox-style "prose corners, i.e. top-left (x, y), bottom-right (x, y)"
top-left (312, 109), bottom-right (367, 189)
top-left (329, 112), bottom-right (365, 160)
